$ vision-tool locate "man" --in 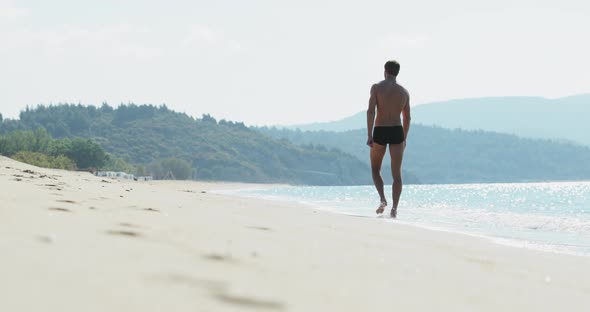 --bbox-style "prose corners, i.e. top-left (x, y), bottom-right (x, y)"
top-left (366, 60), bottom-right (411, 218)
